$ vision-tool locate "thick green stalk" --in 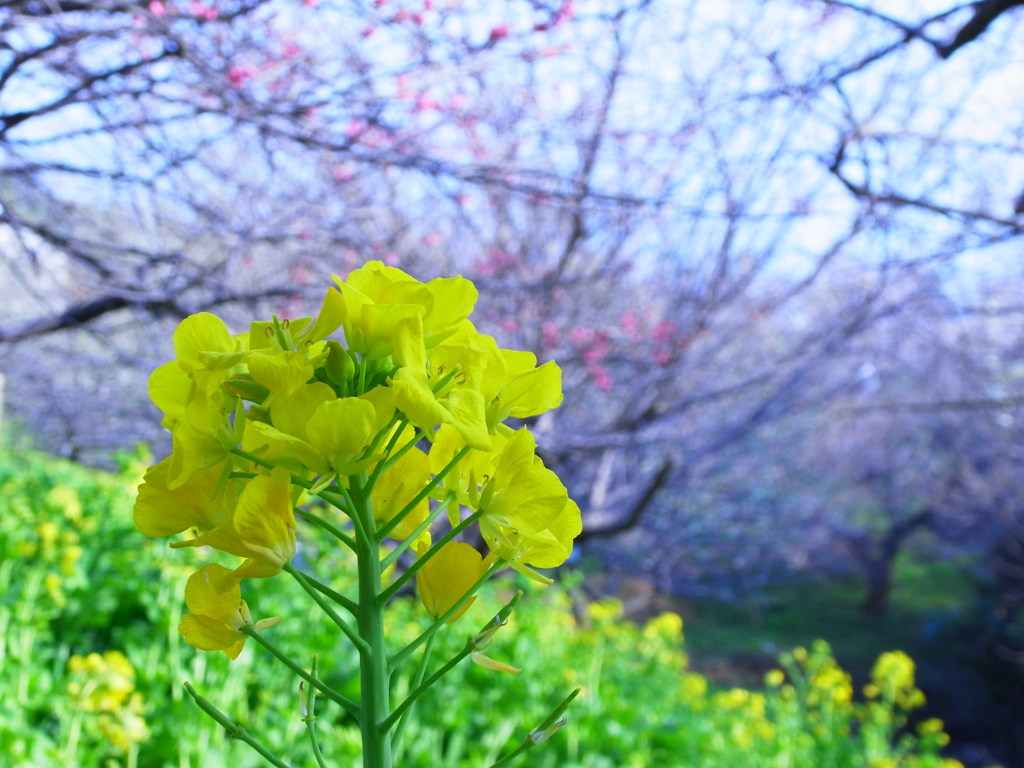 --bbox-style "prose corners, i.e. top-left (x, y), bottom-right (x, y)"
top-left (351, 481), bottom-right (394, 768)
